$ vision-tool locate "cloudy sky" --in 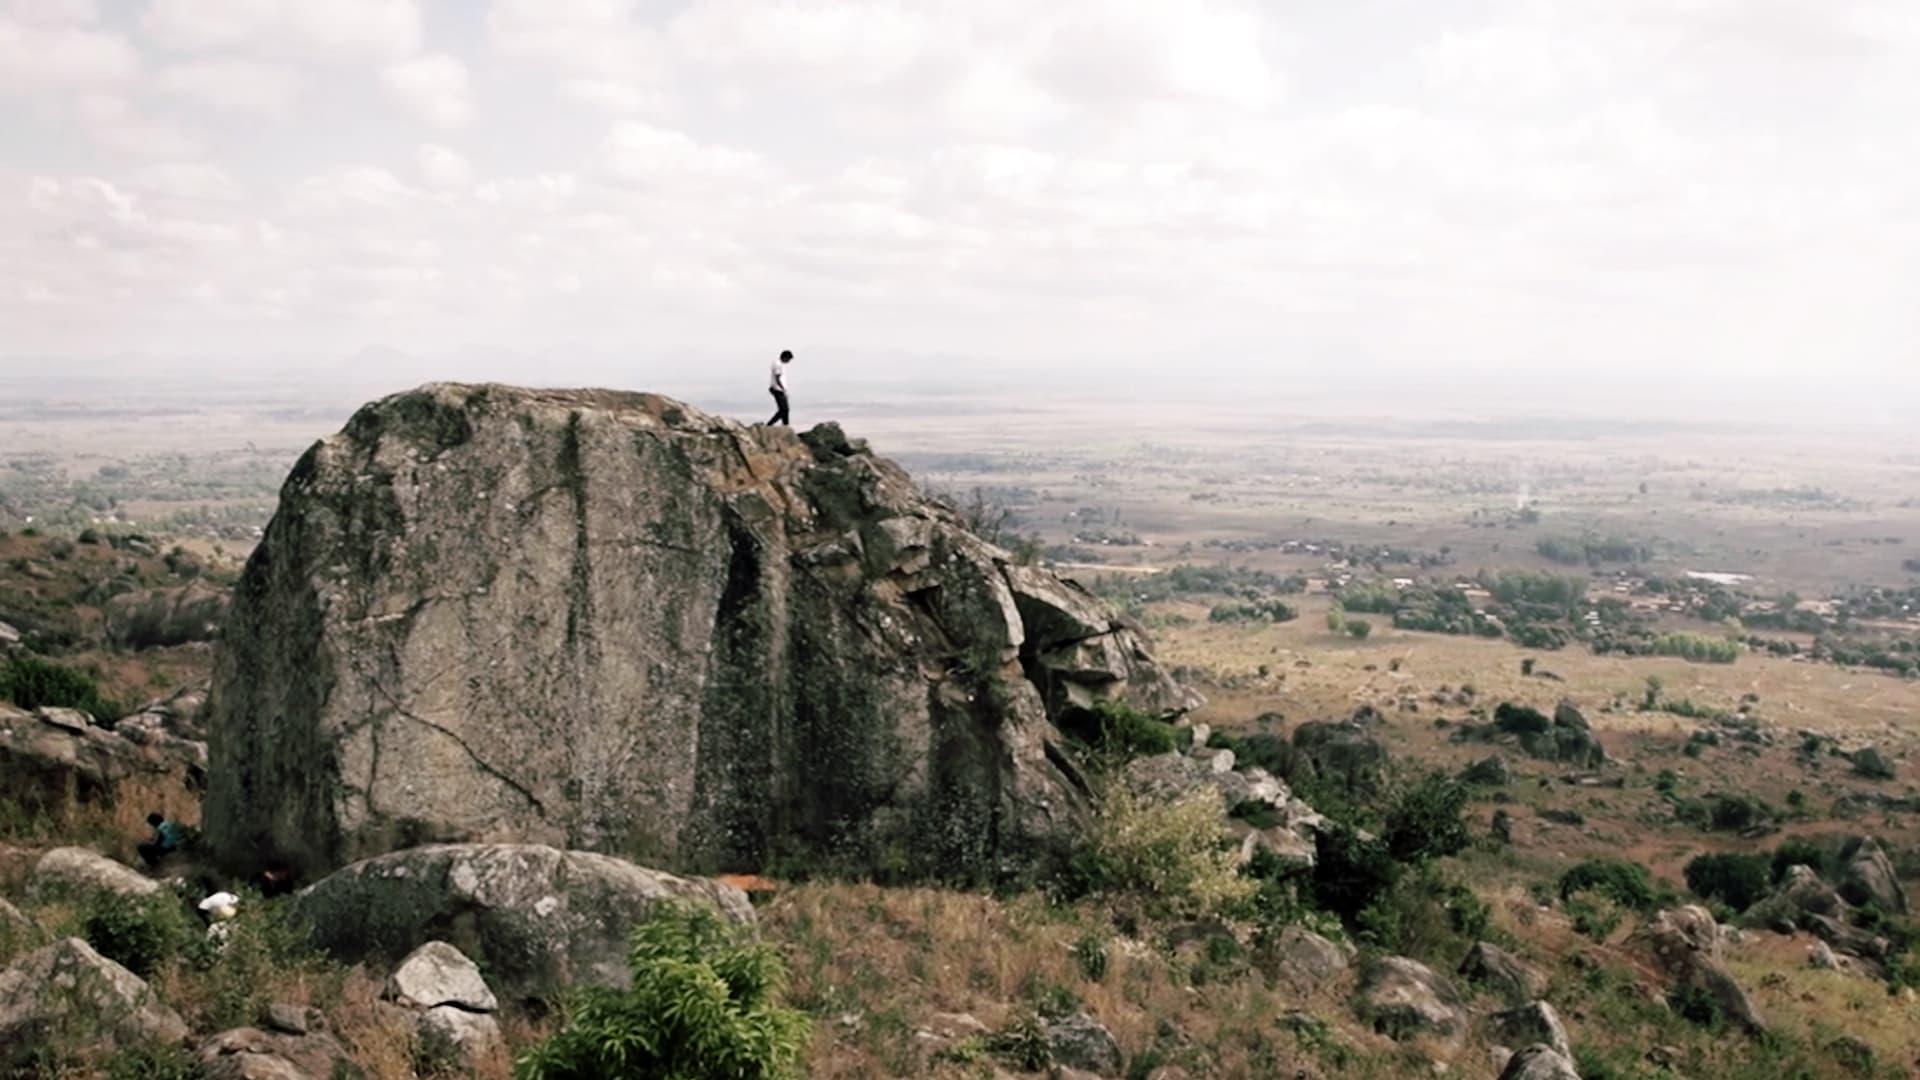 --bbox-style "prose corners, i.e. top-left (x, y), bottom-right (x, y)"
top-left (2, 0), bottom-right (1915, 401)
